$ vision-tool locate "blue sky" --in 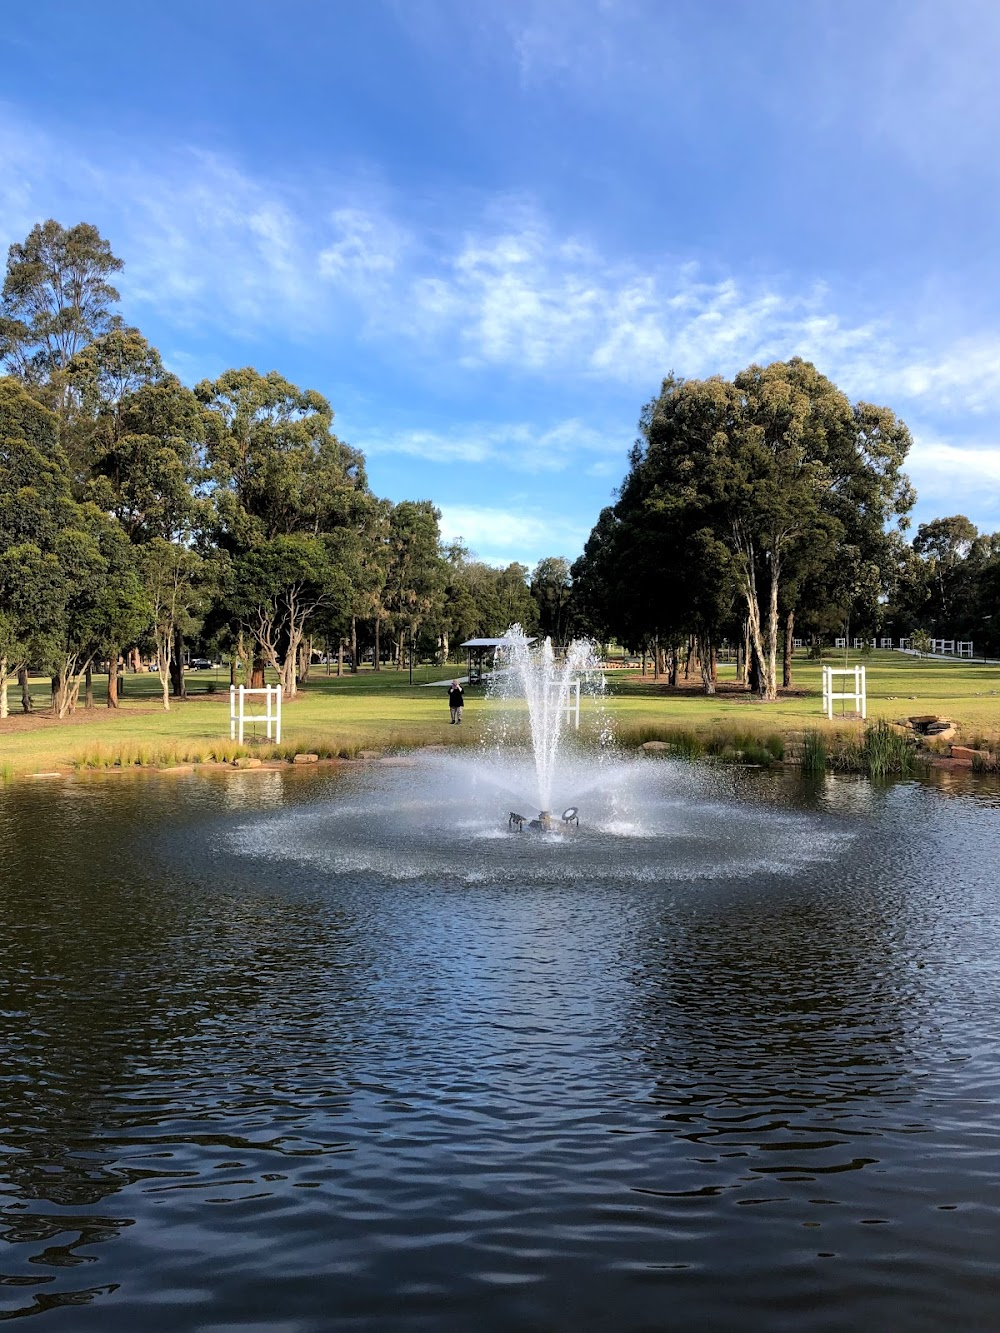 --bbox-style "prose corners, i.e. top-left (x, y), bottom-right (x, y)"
top-left (3, 0), bottom-right (1000, 565)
